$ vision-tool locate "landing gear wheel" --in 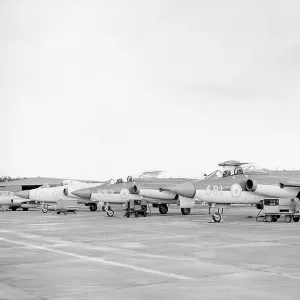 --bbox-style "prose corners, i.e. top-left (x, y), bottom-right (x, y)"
top-left (89, 203), bottom-right (97, 212)
top-left (22, 208), bottom-right (29, 211)
top-left (212, 213), bottom-right (221, 223)
top-left (266, 215), bottom-right (272, 222)
top-left (181, 208), bottom-right (191, 215)
top-left (135, 212), bottom-right (139, 218)
top-left (293, 217), bottom-right (299, 222)
top-left (101, 206), bottom-right (106, 212)
top-left (158, 205), bottom-right (168, 214)
top-left (57, 211), bottom-right (61, 214)
top-left (42, 208), bottom-right (48, 213)
top-left (106, 210), bottom-right (114, 217)
top-left (11, 207), bottom-right (17, 211)
top-left (272, 216), bottom-right (278, 222)
top-left (285, 215), bottom-right (292, 223)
